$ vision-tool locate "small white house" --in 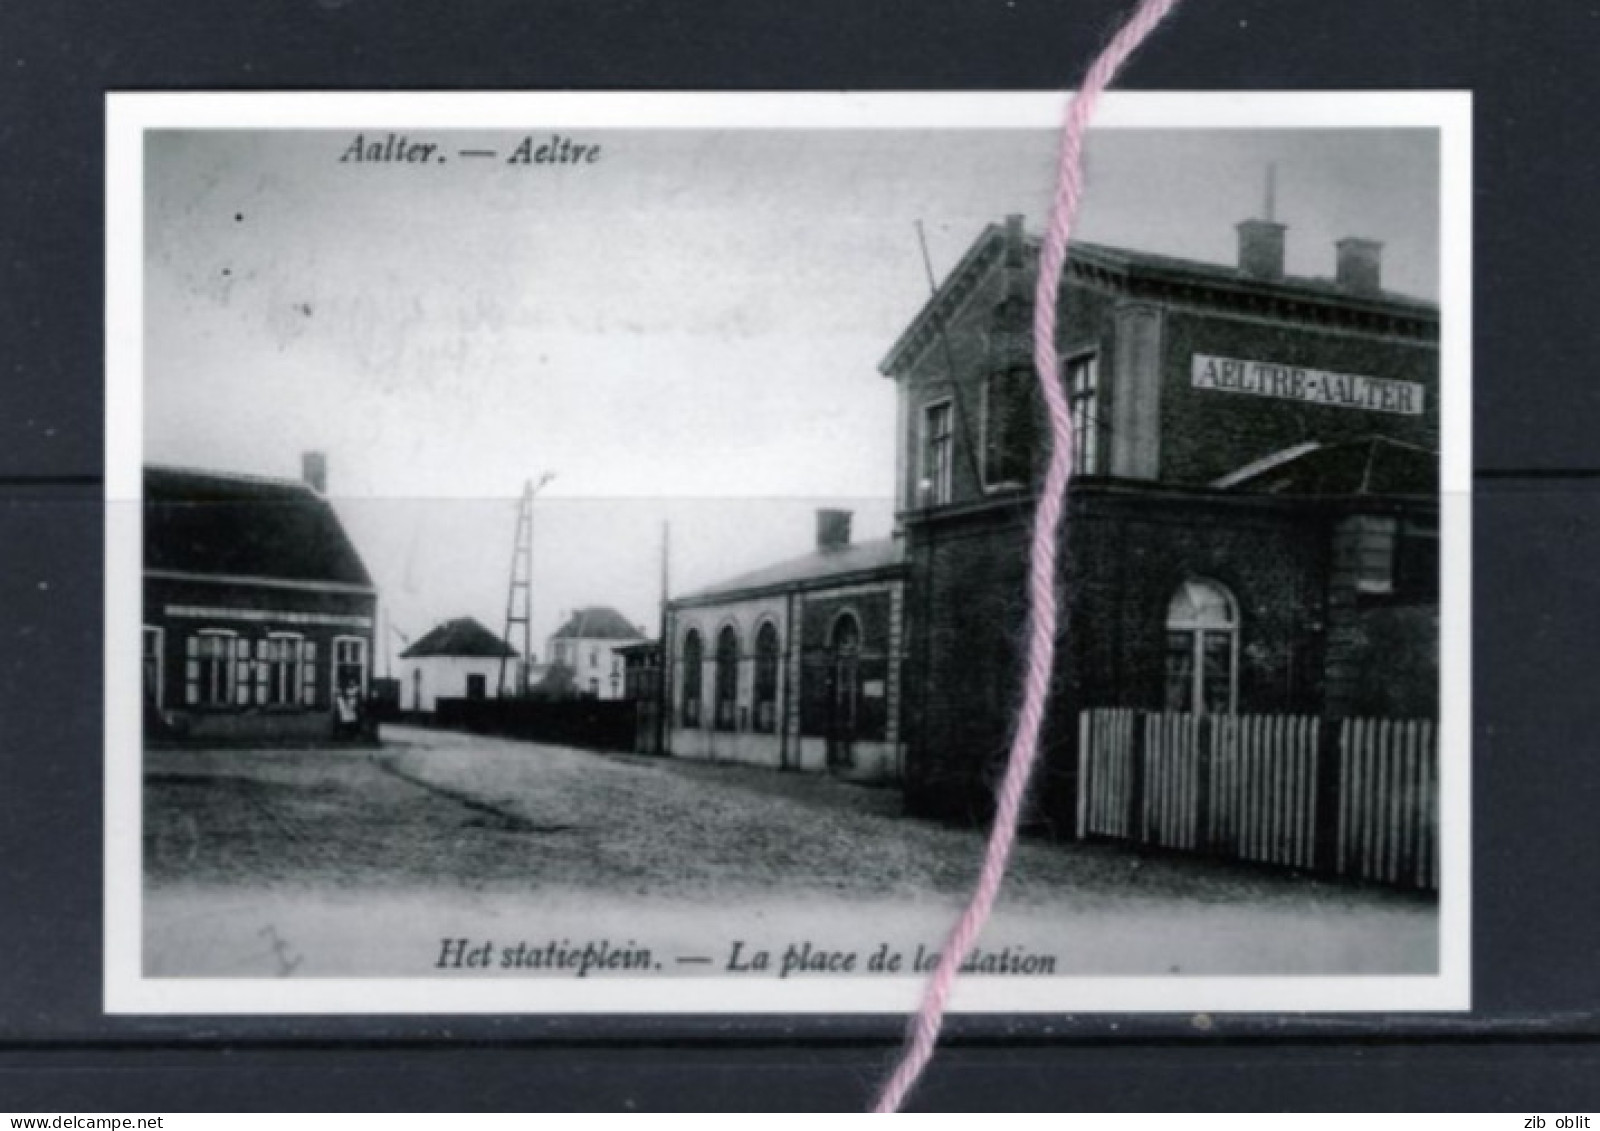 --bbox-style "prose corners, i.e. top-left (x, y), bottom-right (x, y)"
top-left (548, 607), bottom-right (647, 701)
top-left (398, 617), bottom-right (518, 713)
